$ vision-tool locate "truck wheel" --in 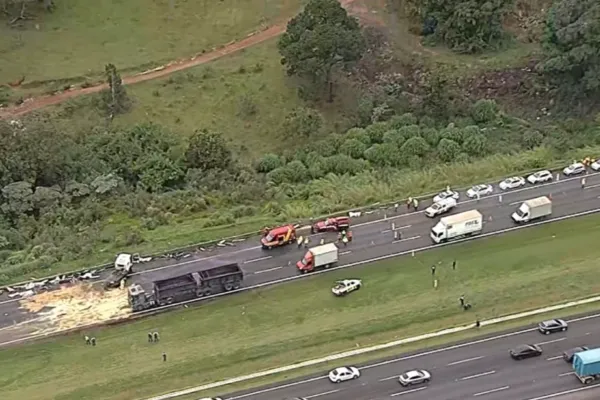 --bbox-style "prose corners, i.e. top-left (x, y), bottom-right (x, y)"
top-left (224, 283), bottom-right (234, 291)
top-left (545, 330), bottom-right (550, 335)
top-left (233, 282), bottom-right (241, 290)
top-left (324, 263), bottom-right (330, 269)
